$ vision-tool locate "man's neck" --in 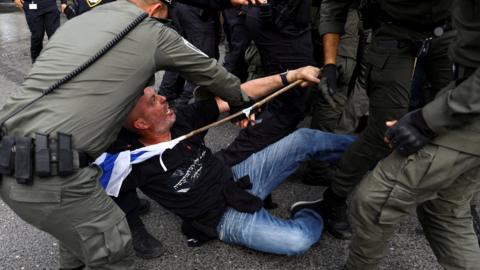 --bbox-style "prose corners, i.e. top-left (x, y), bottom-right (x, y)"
top-left (139, 131), bottom-right (172, 146)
